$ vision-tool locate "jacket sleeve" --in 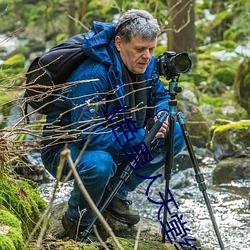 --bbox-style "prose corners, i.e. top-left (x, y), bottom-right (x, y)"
top-left (65, 61), bottom-right (146, 154)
